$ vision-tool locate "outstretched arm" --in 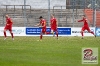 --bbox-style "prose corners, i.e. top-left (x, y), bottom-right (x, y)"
top-left (34, 23), bottom-right (40, 27)
top-left (78, 19), bottom-right (83, 22)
